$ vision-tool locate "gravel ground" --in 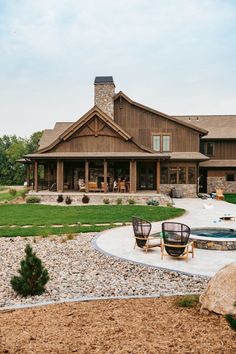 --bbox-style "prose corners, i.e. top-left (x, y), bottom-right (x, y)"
top-left (0, 234), bottom-right (209, 308)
